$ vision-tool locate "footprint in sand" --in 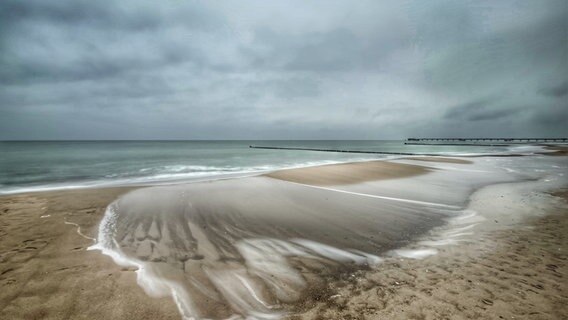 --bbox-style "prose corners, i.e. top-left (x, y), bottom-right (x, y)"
top-left (530, 283), bottom-right (544, 290)
top-left (1, 268), bottom-right (14, 275)
top-left (545, 264), bottom-right (558, 272)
